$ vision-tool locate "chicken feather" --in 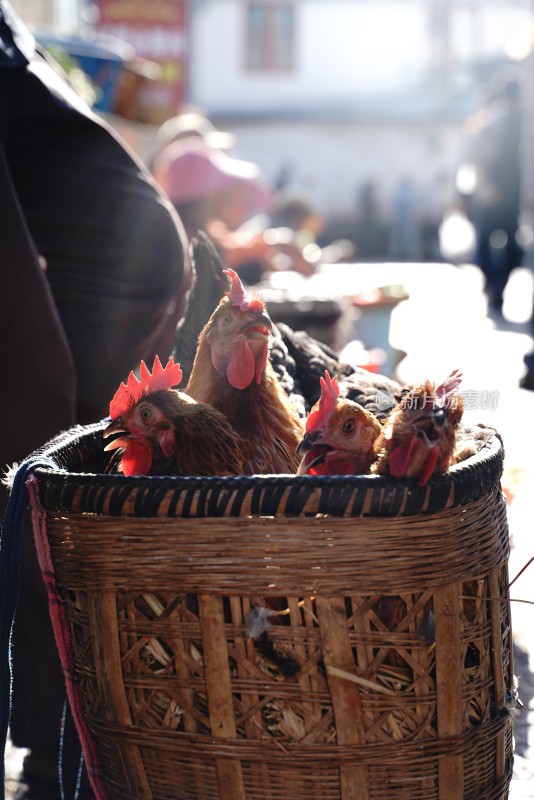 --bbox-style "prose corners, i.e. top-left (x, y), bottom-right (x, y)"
top-left (104, 356), bottom-right (244, 476)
